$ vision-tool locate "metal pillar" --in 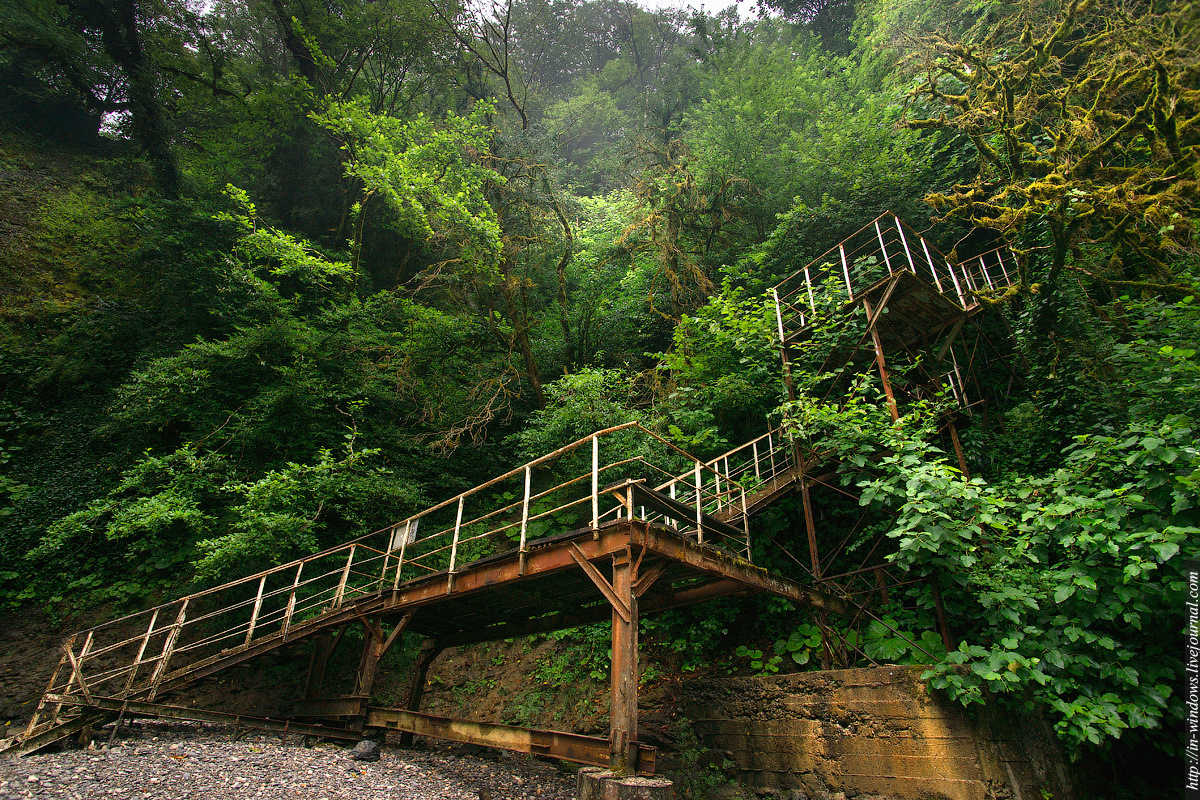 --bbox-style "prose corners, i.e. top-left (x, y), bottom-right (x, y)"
top-left (398, 637), bottom-right (443, 748)
top-left (609, 548), bottom-right (638, 775)
top-left (947, 419), bottom-right (971, 481)
top-left (303, 624), bottom-right (348, 700)
top-left (353, 613), bottom-right (412, 701)
top-left (862, 298), bottom-right (900, 422)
